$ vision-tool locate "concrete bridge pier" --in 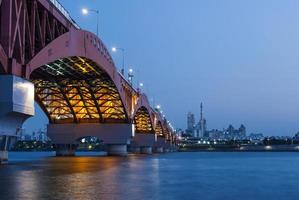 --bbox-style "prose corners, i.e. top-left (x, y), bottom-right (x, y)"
top-left (140, 146), bottom-right (153, 154)
top-left (48, 123), bottom-right (133, 157)
top-left (172, 144), bottom-right (178, 152)
top-left (0, 136), bottom-right (9, 164)
top-left (153, 146), bottom-right (164, 153)
top-left (0, 75), bottom-right (34, 164)
top-left (154, 136), bottom-right (167, 153)
top-left (107, 144), bottom-right (128, 156)
top-left (129, 145), bottom-right (141, 154)
top-left (163, 140), bottom-right (172, 152)
top-left (55, 144), bottom-right (77, 156)
top-left (131, 133), bottom-right (156, 155)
